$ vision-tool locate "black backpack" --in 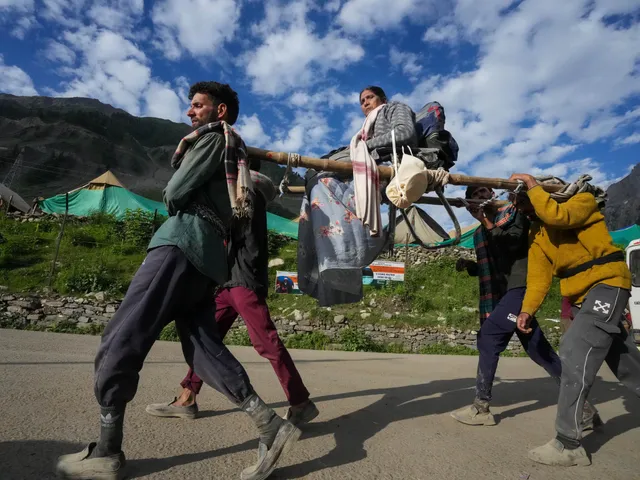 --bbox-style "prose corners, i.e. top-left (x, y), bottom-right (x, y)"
top-left (415, 101), bottom-right (459, 170)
